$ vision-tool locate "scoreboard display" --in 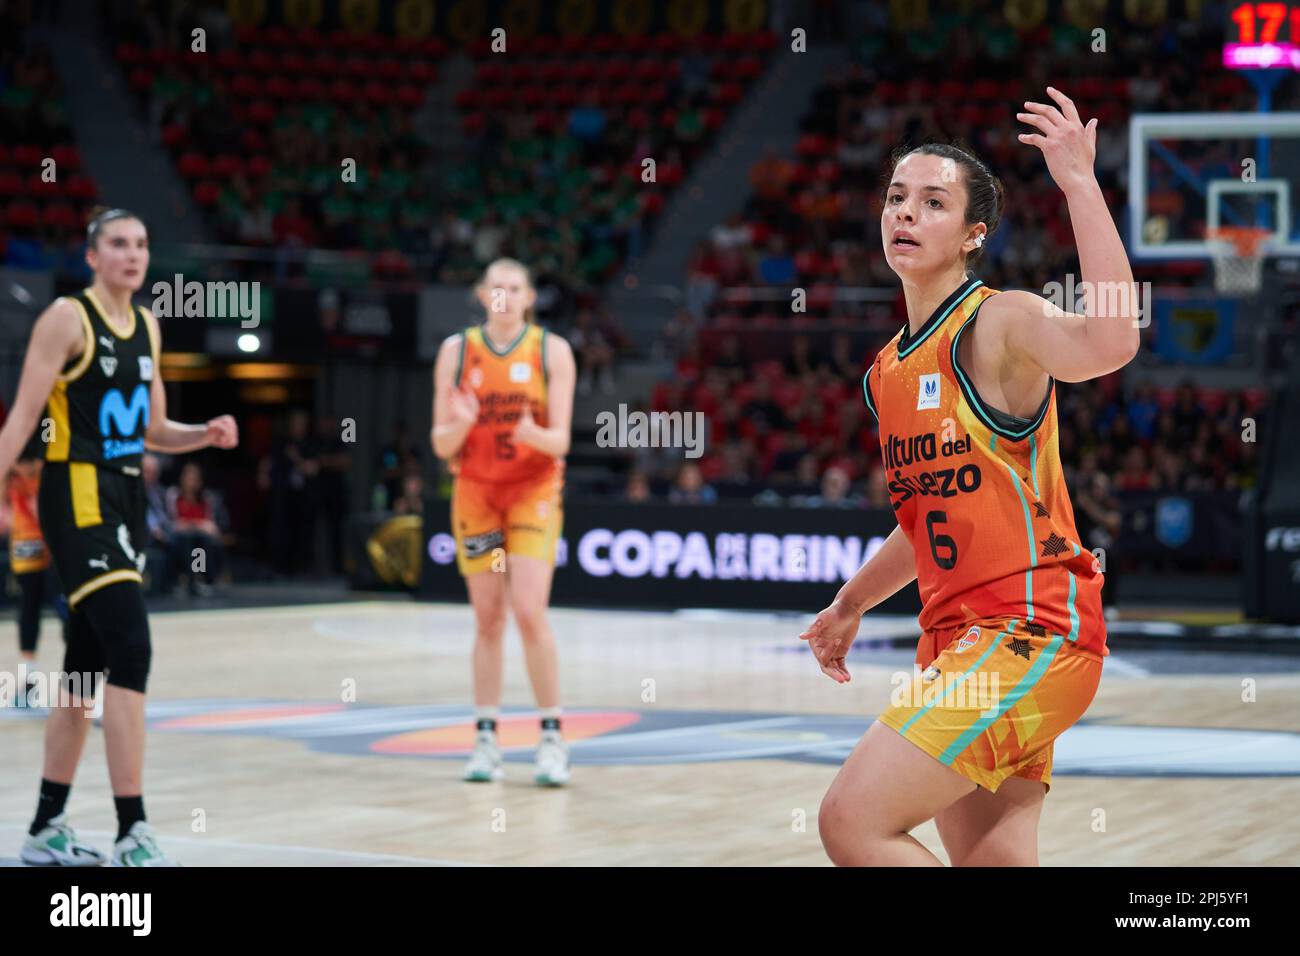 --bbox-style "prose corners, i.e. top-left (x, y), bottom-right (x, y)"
top-left (1225, 2), bottom-right (1300, 69)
